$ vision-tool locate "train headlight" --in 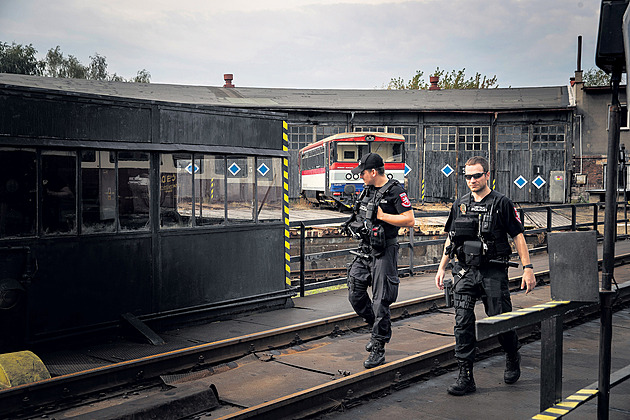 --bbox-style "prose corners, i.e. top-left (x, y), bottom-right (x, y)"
top-left (353, 173), bottom-right (359, 180)
top-left (345, 173), bottom-right (352, 180)
top-left (387, 173), bottom-right (393, 180)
